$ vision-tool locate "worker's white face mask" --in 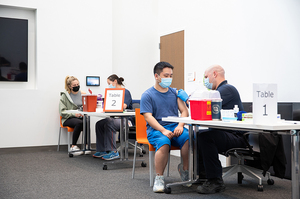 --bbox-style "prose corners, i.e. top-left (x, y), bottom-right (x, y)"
top-left (204, 77), bottom-right (213, 90)
top-left (108, 84), bottom-right (116, 88)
